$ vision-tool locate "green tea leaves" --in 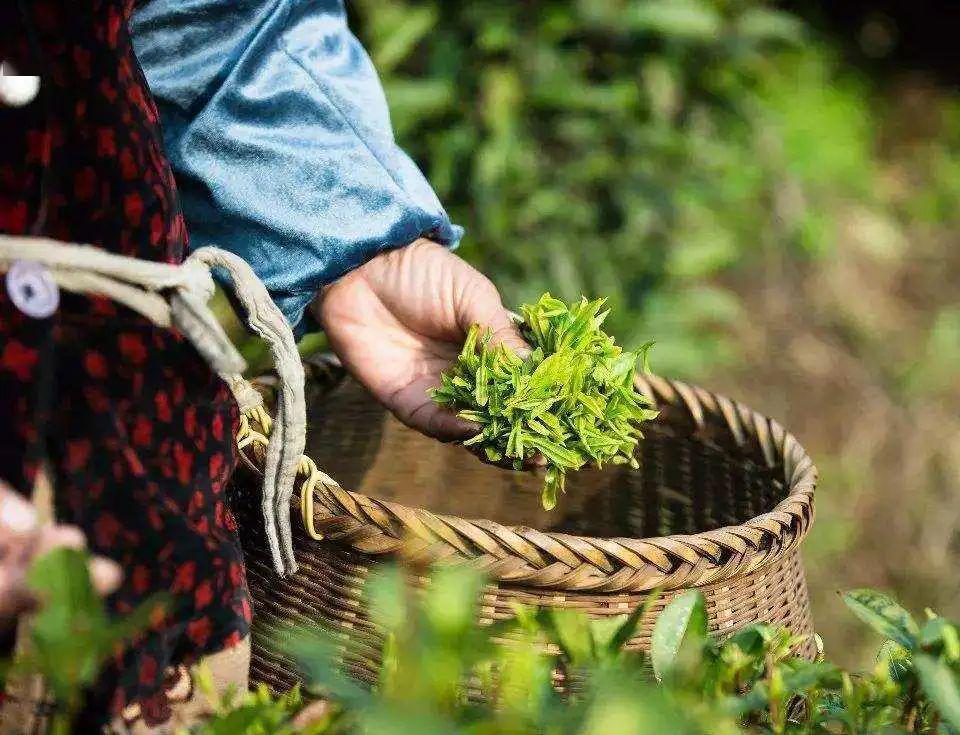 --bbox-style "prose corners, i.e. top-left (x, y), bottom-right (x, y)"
top-left (915, 654), bottom-right (960, 729)
top-left (21, 548), bottom-right (166, 721)
top-left (843, 589), bottom-right (919, 649)
top-left (432, 293), bottom-right (658, 508)
top-left (651, 590), bottom-right (708, 681)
